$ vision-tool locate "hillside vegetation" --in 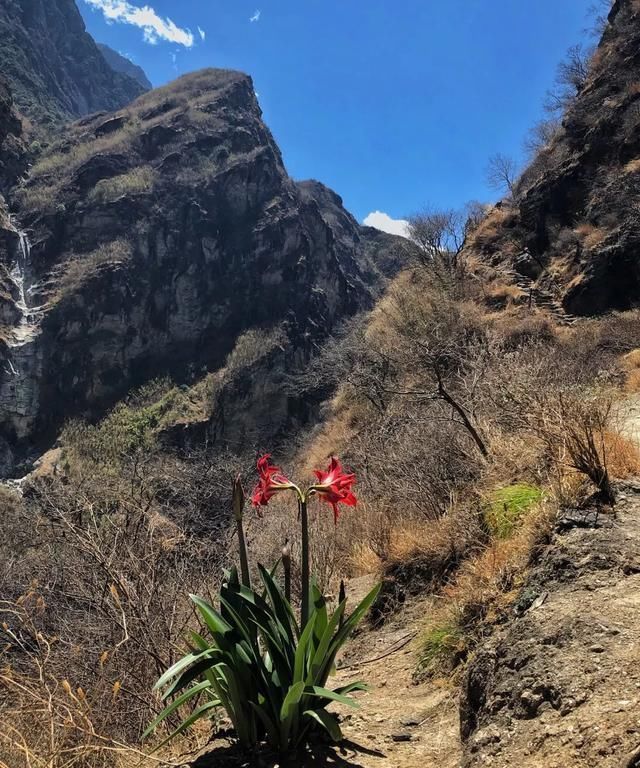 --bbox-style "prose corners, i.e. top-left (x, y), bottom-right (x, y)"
top-left (4, 1), bottom-right (640, 767)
